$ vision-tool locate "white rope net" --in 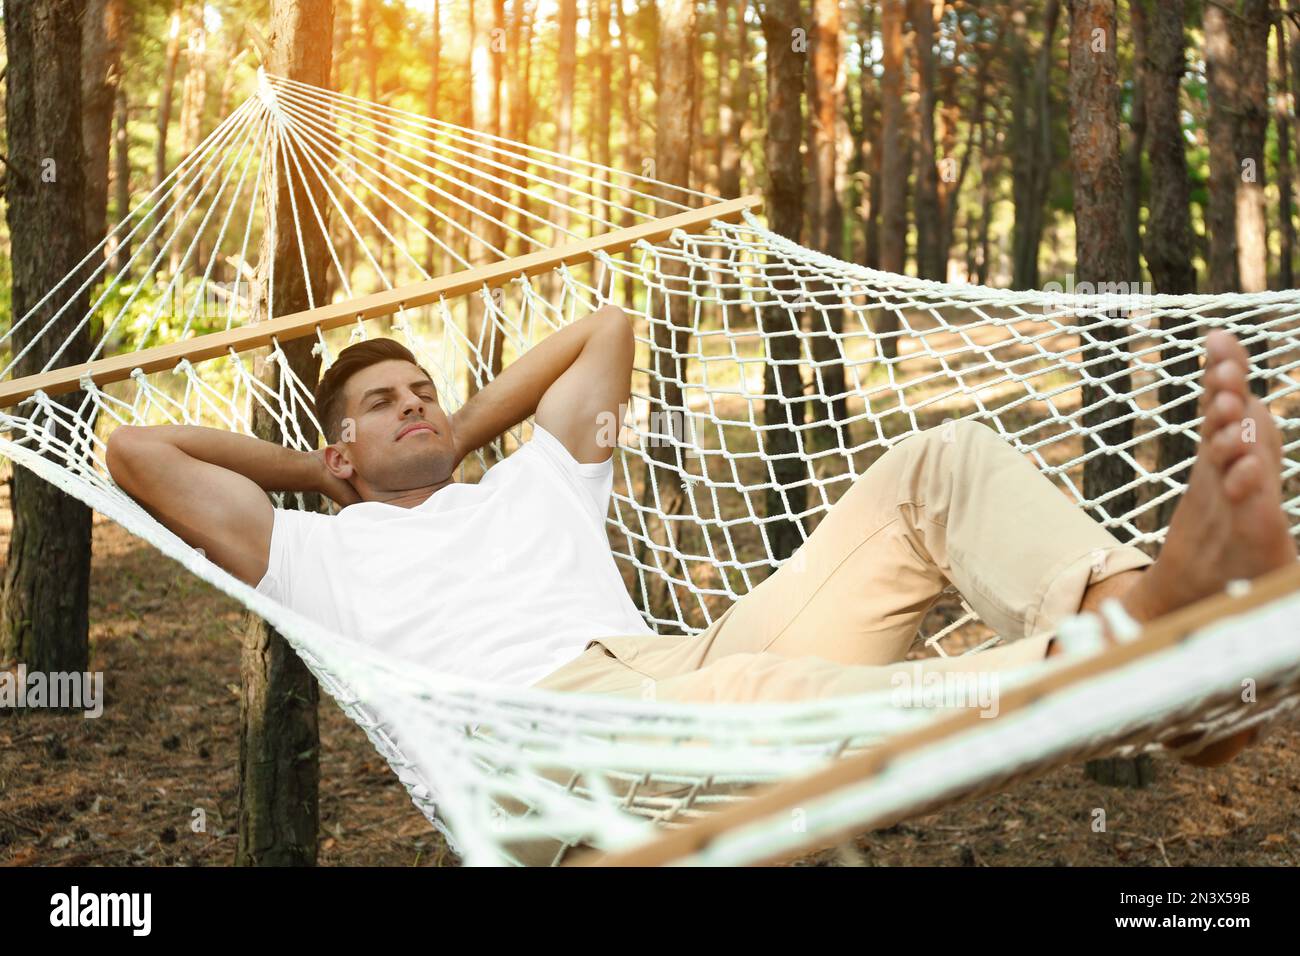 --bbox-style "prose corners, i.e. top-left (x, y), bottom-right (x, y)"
top-left (3, 71), bottom-right (1300, 865)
